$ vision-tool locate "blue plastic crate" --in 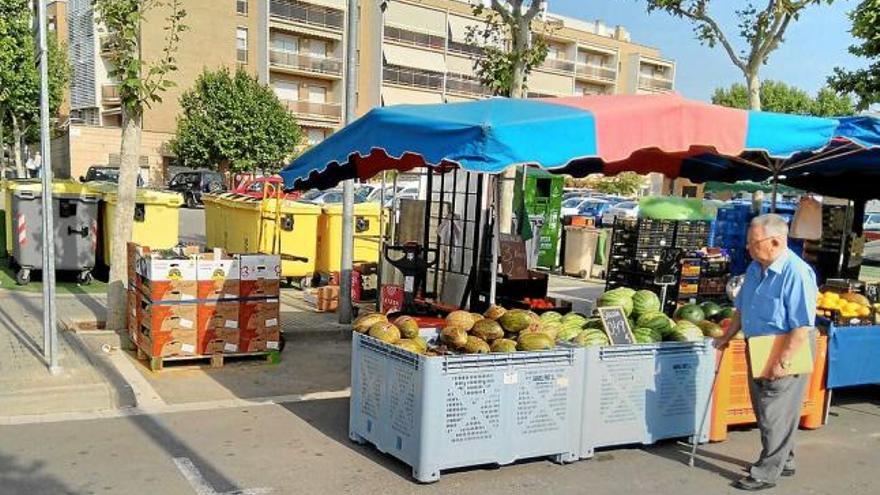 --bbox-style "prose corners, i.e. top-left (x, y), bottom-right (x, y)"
top-left (349, 332), bottom-right (584, 482)
top-left (578, 341), bottom-right (715, 458)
